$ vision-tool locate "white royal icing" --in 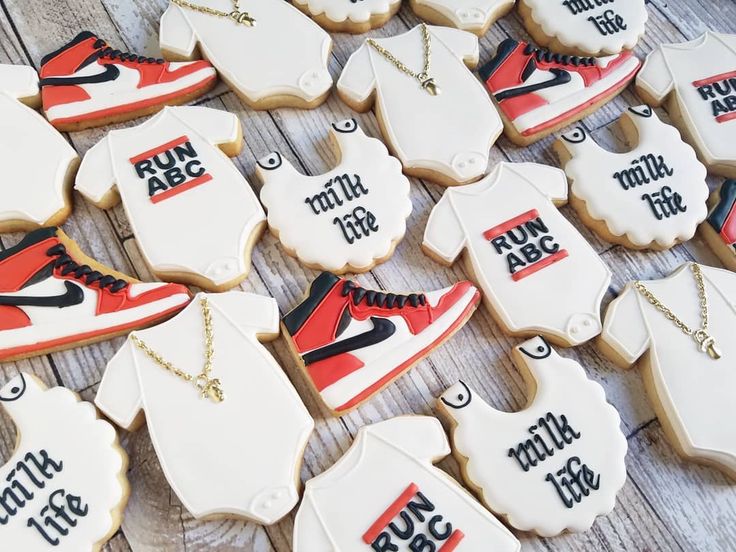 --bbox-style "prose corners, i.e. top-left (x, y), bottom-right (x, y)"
top-left (423, 162), bottom-right (611, 346)
top-left (75, 106), bottom-right (265, 289)
top-left (257, 119), bottom-right (412, 273)
top-left (293, 416), bottom-right (520, 551)
top-left (411, 0), bottom-right (514, 34)
top-left (95, 291), bottom-right (314, 523)
top-left (439, 337), bottom-right (628, 536)
top-left (0, 65), bottom-right (78, 228)
top-left (601, 263), bottom-right (736, 477)
top-left (0, 374), bottom-right (127, 551)
top-left (293, 0), bottom-right (400, 27)
top-left (558, 105), bottom-right (709, 249)
top-left (337, 25), bottom-right (501, 185)
top-left (636, 32), bottom-right (736, 175)
top-left (521, 0), bottom-right (647, 55)
top-left (160, 0), bottom-right (332, 106)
